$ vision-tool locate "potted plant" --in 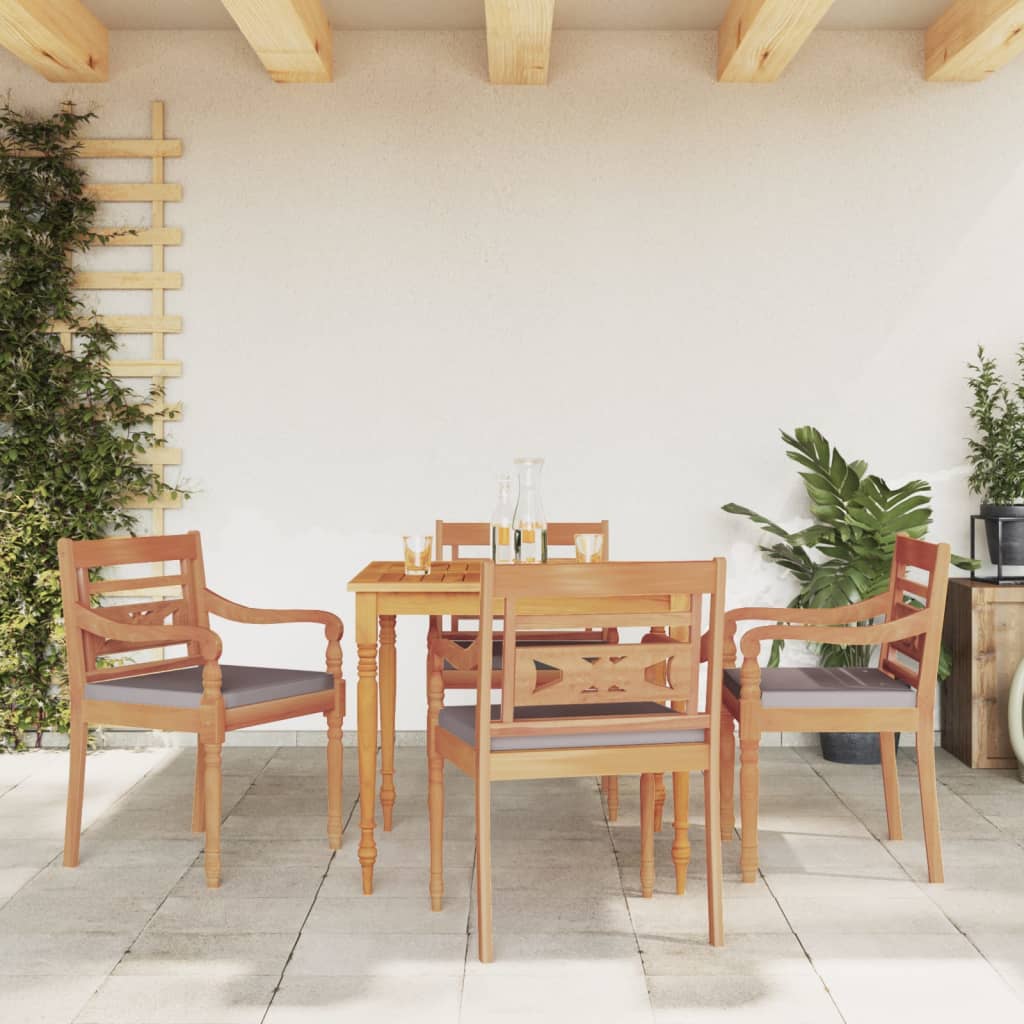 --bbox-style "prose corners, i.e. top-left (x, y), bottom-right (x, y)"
top-left (724, 426), bottom-right (973, 764)
top-left (967, 344), bottom-right (1024, 567)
